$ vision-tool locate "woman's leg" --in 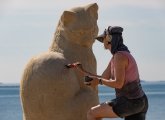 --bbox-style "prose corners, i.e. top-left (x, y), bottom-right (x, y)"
top-left (87, 102), bottom-right (119, 120)
top-left (125, 112), bottom-right (146, 120)
top-left (125, 95), bottom-right (148, 120)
